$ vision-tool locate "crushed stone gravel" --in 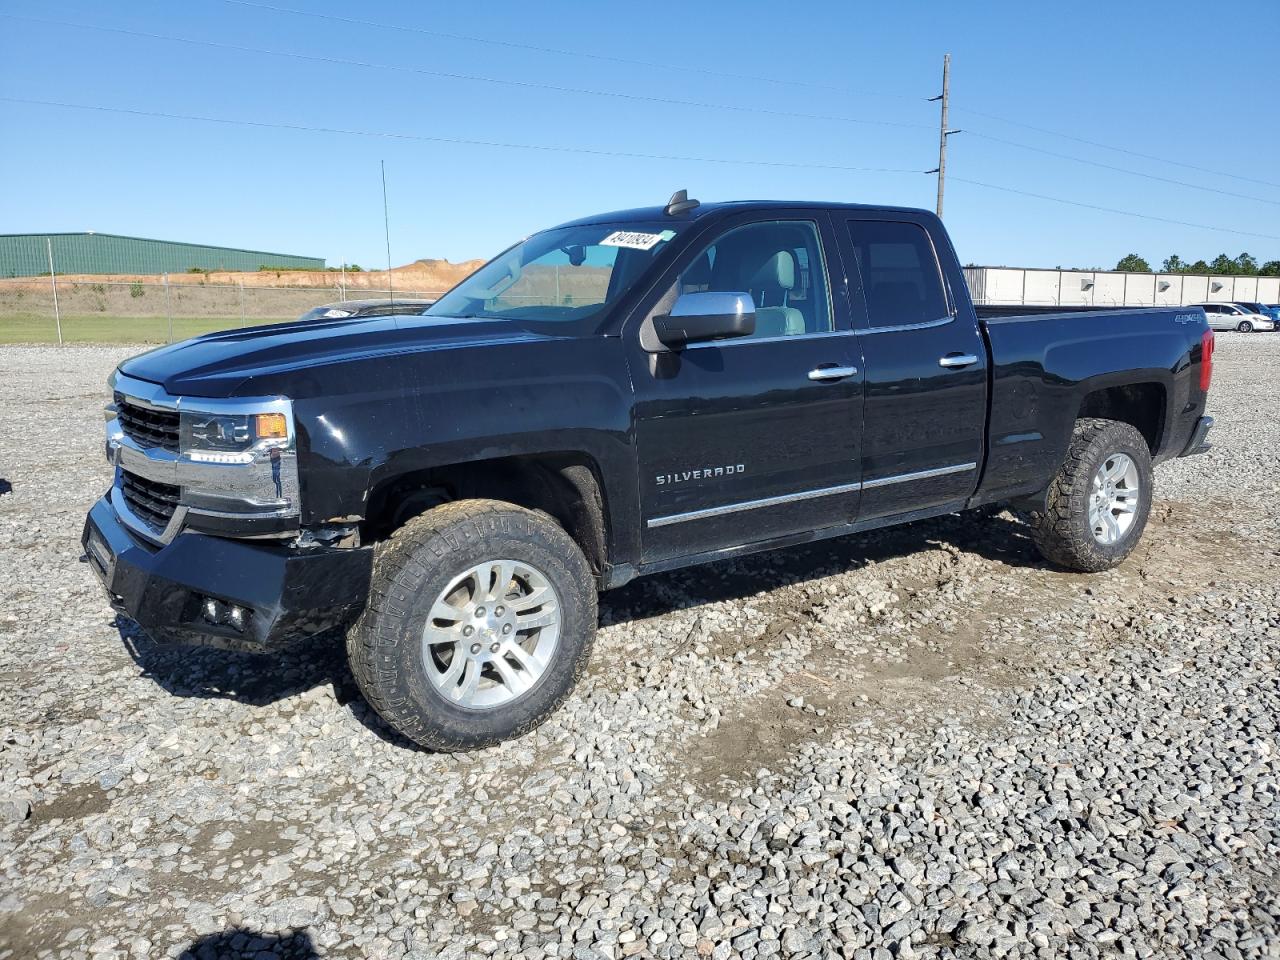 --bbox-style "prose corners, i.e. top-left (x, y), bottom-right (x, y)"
top-left (1, 333), bottom-right (1277, 959)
